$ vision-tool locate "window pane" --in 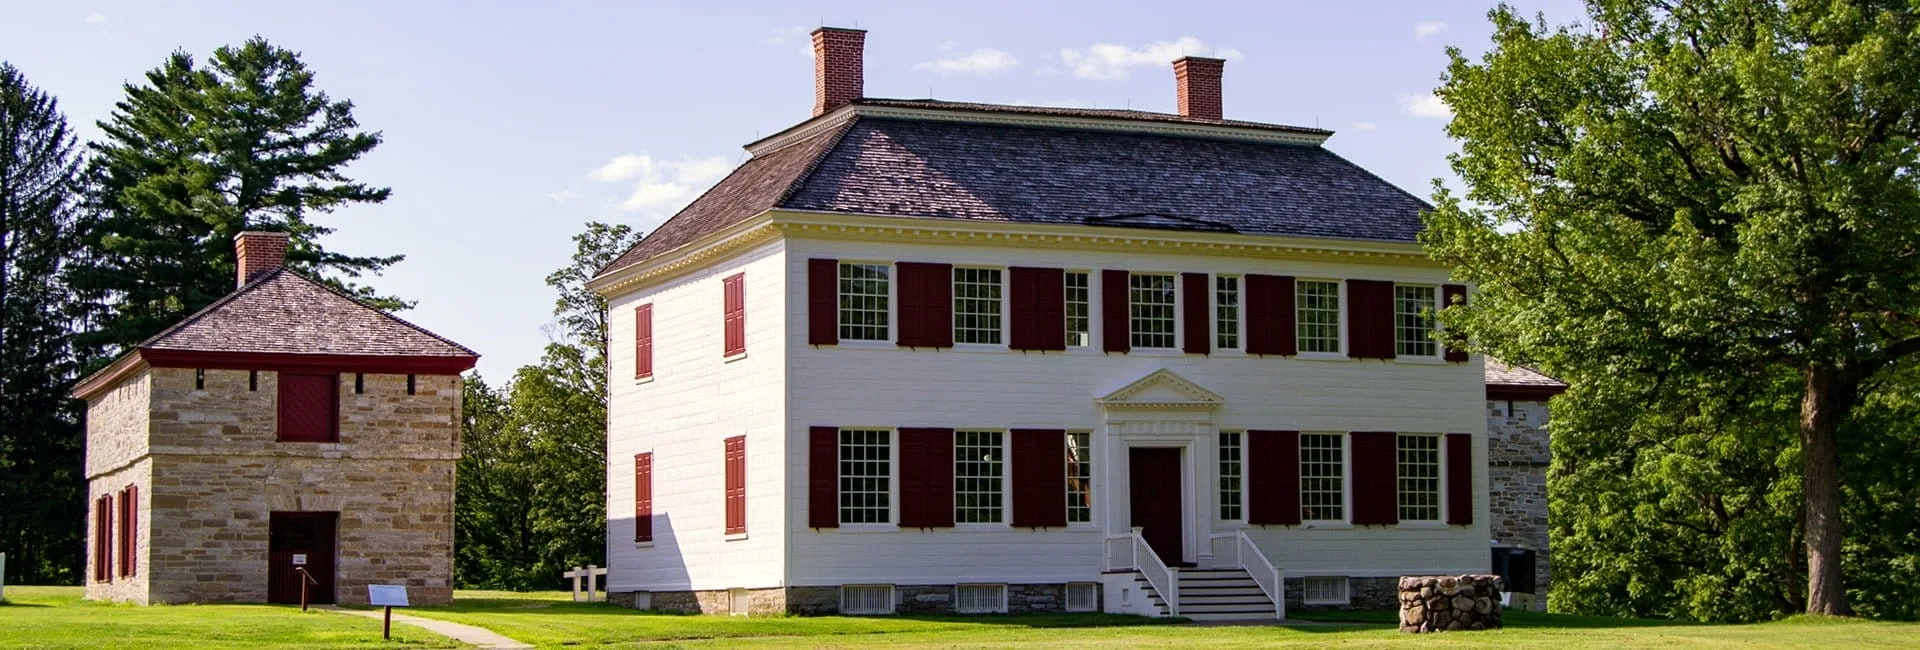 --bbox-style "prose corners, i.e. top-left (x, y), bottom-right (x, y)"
top-left (1218, 431), bottom-right (1243, 521)
top-left (1129, 274), bottom-right (1177, 349)
top-left (1396, 434), bottom-right (1441, 521)
top-left (839, 429), bottom-right (891, 524)
top-left (1301, 434), bottom-right (1344, 521)
top-left (1066, 432), bottom-right (1092, 523)
top-left (1215, 276), bottom-right (1239, 349)
top-left (1297, 280), bottom-right (1341, 353)
top-left (953, 268), bottom-right (1003, 344)
top-left (1394, 285), bottom-right (1437, 357)
top-left (1065, 272), bottom-right (1090, 347)
top-left (838, 264), bottom-right (890, 341)
top-left (955, 430), bottom-right (1004, 523)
